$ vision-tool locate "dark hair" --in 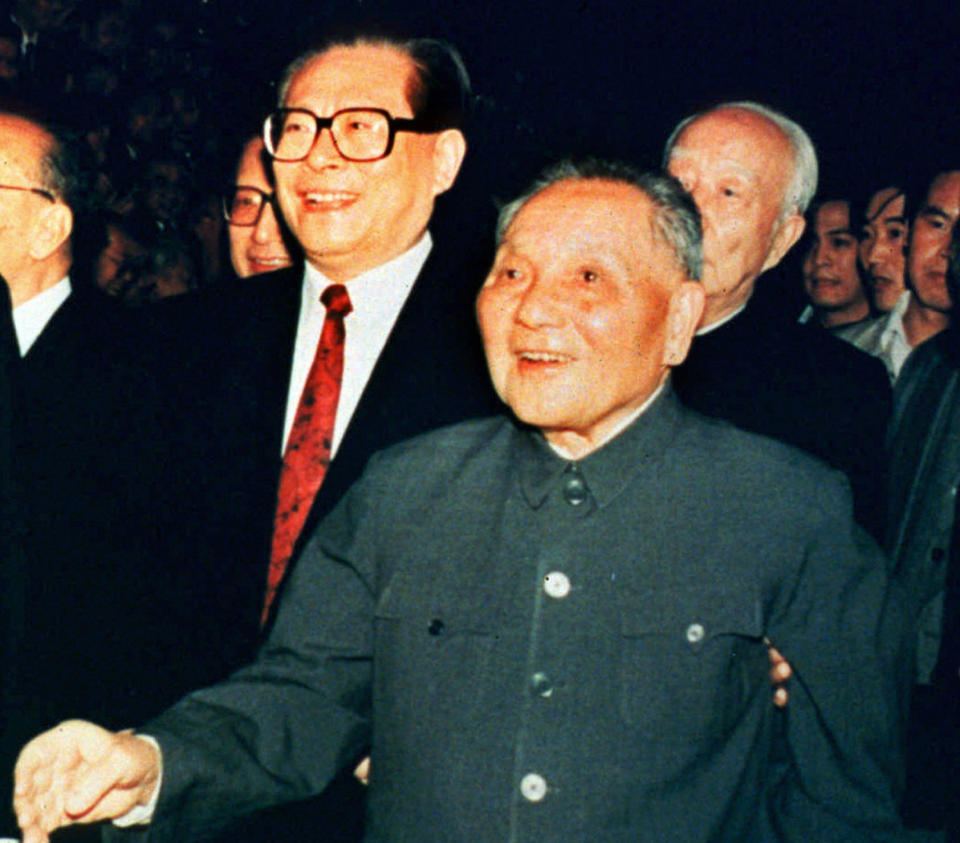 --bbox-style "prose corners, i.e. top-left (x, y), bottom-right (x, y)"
top-left (860, 184), bottom-right (911, 229)
top-left (278, 34), bottom-right (471, 131)
top-left (40, 124), bottom-right (95, 221)
top-left (496, 158), bottom-right (703, 280)
top-left (948, 218), bottom-right (960, 311)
